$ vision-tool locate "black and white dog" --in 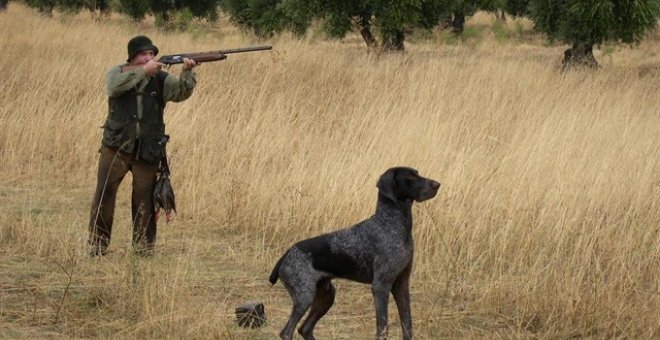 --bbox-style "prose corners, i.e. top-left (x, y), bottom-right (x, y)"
top-left (269, 167), bottom-right (440, 340)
